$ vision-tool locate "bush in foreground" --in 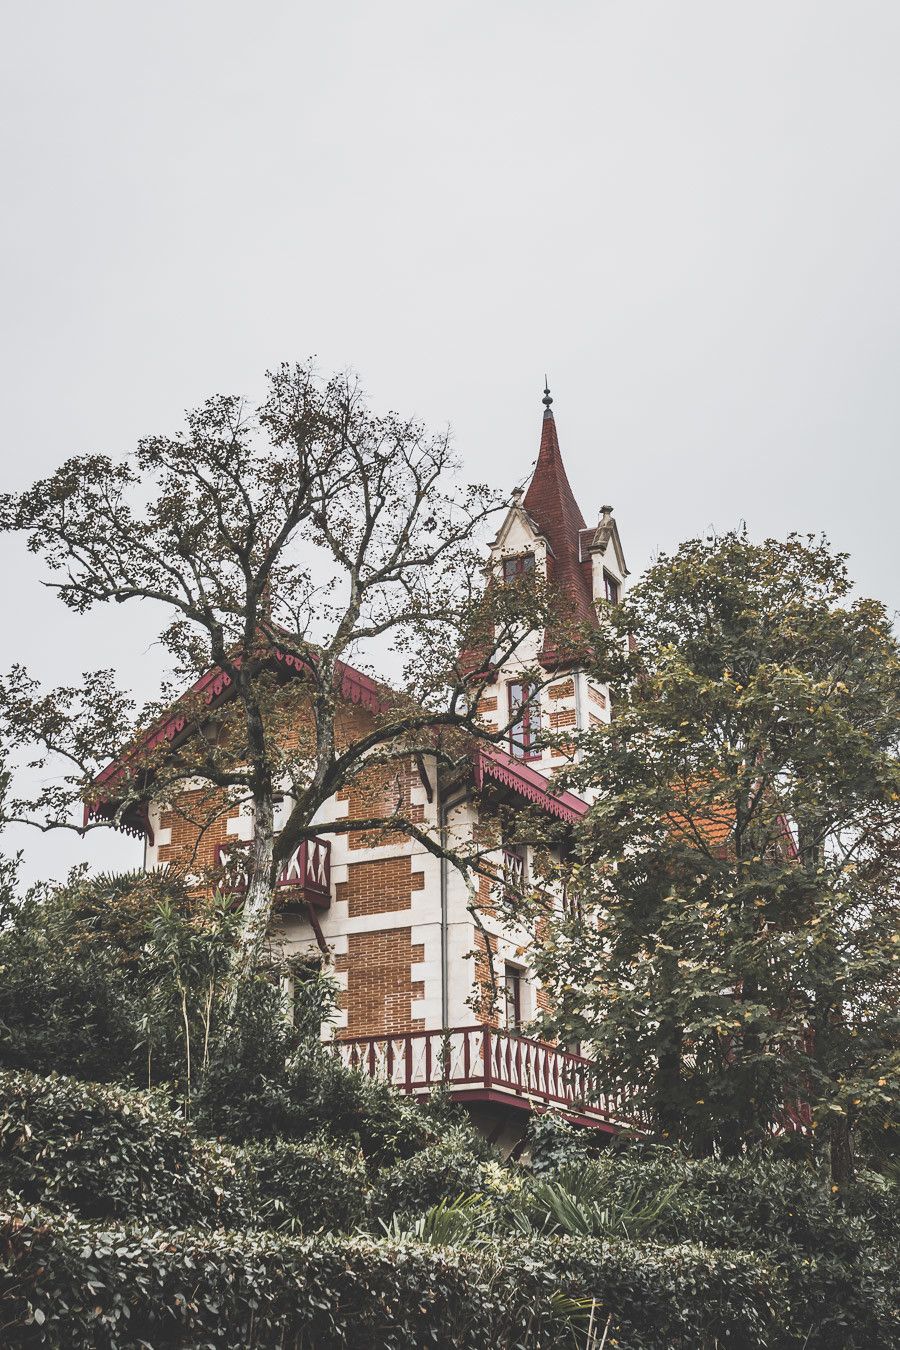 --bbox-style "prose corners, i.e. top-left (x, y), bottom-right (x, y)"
top-left (0, 1071), bottom-right (245, 1229)
top-left (0, 1209), bottom-right (786, 1350)
top-left (240, 1135), bottom-right (369, 1234)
